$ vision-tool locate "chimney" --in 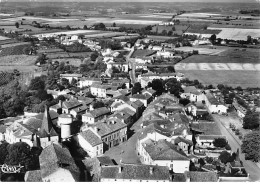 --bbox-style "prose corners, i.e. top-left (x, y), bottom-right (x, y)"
top-left (118, 166), bottom-right (123, 173)
top-left (149, 167), bottom-right (153, 175)
top-left (59, 100), bottom-right (62, 107)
